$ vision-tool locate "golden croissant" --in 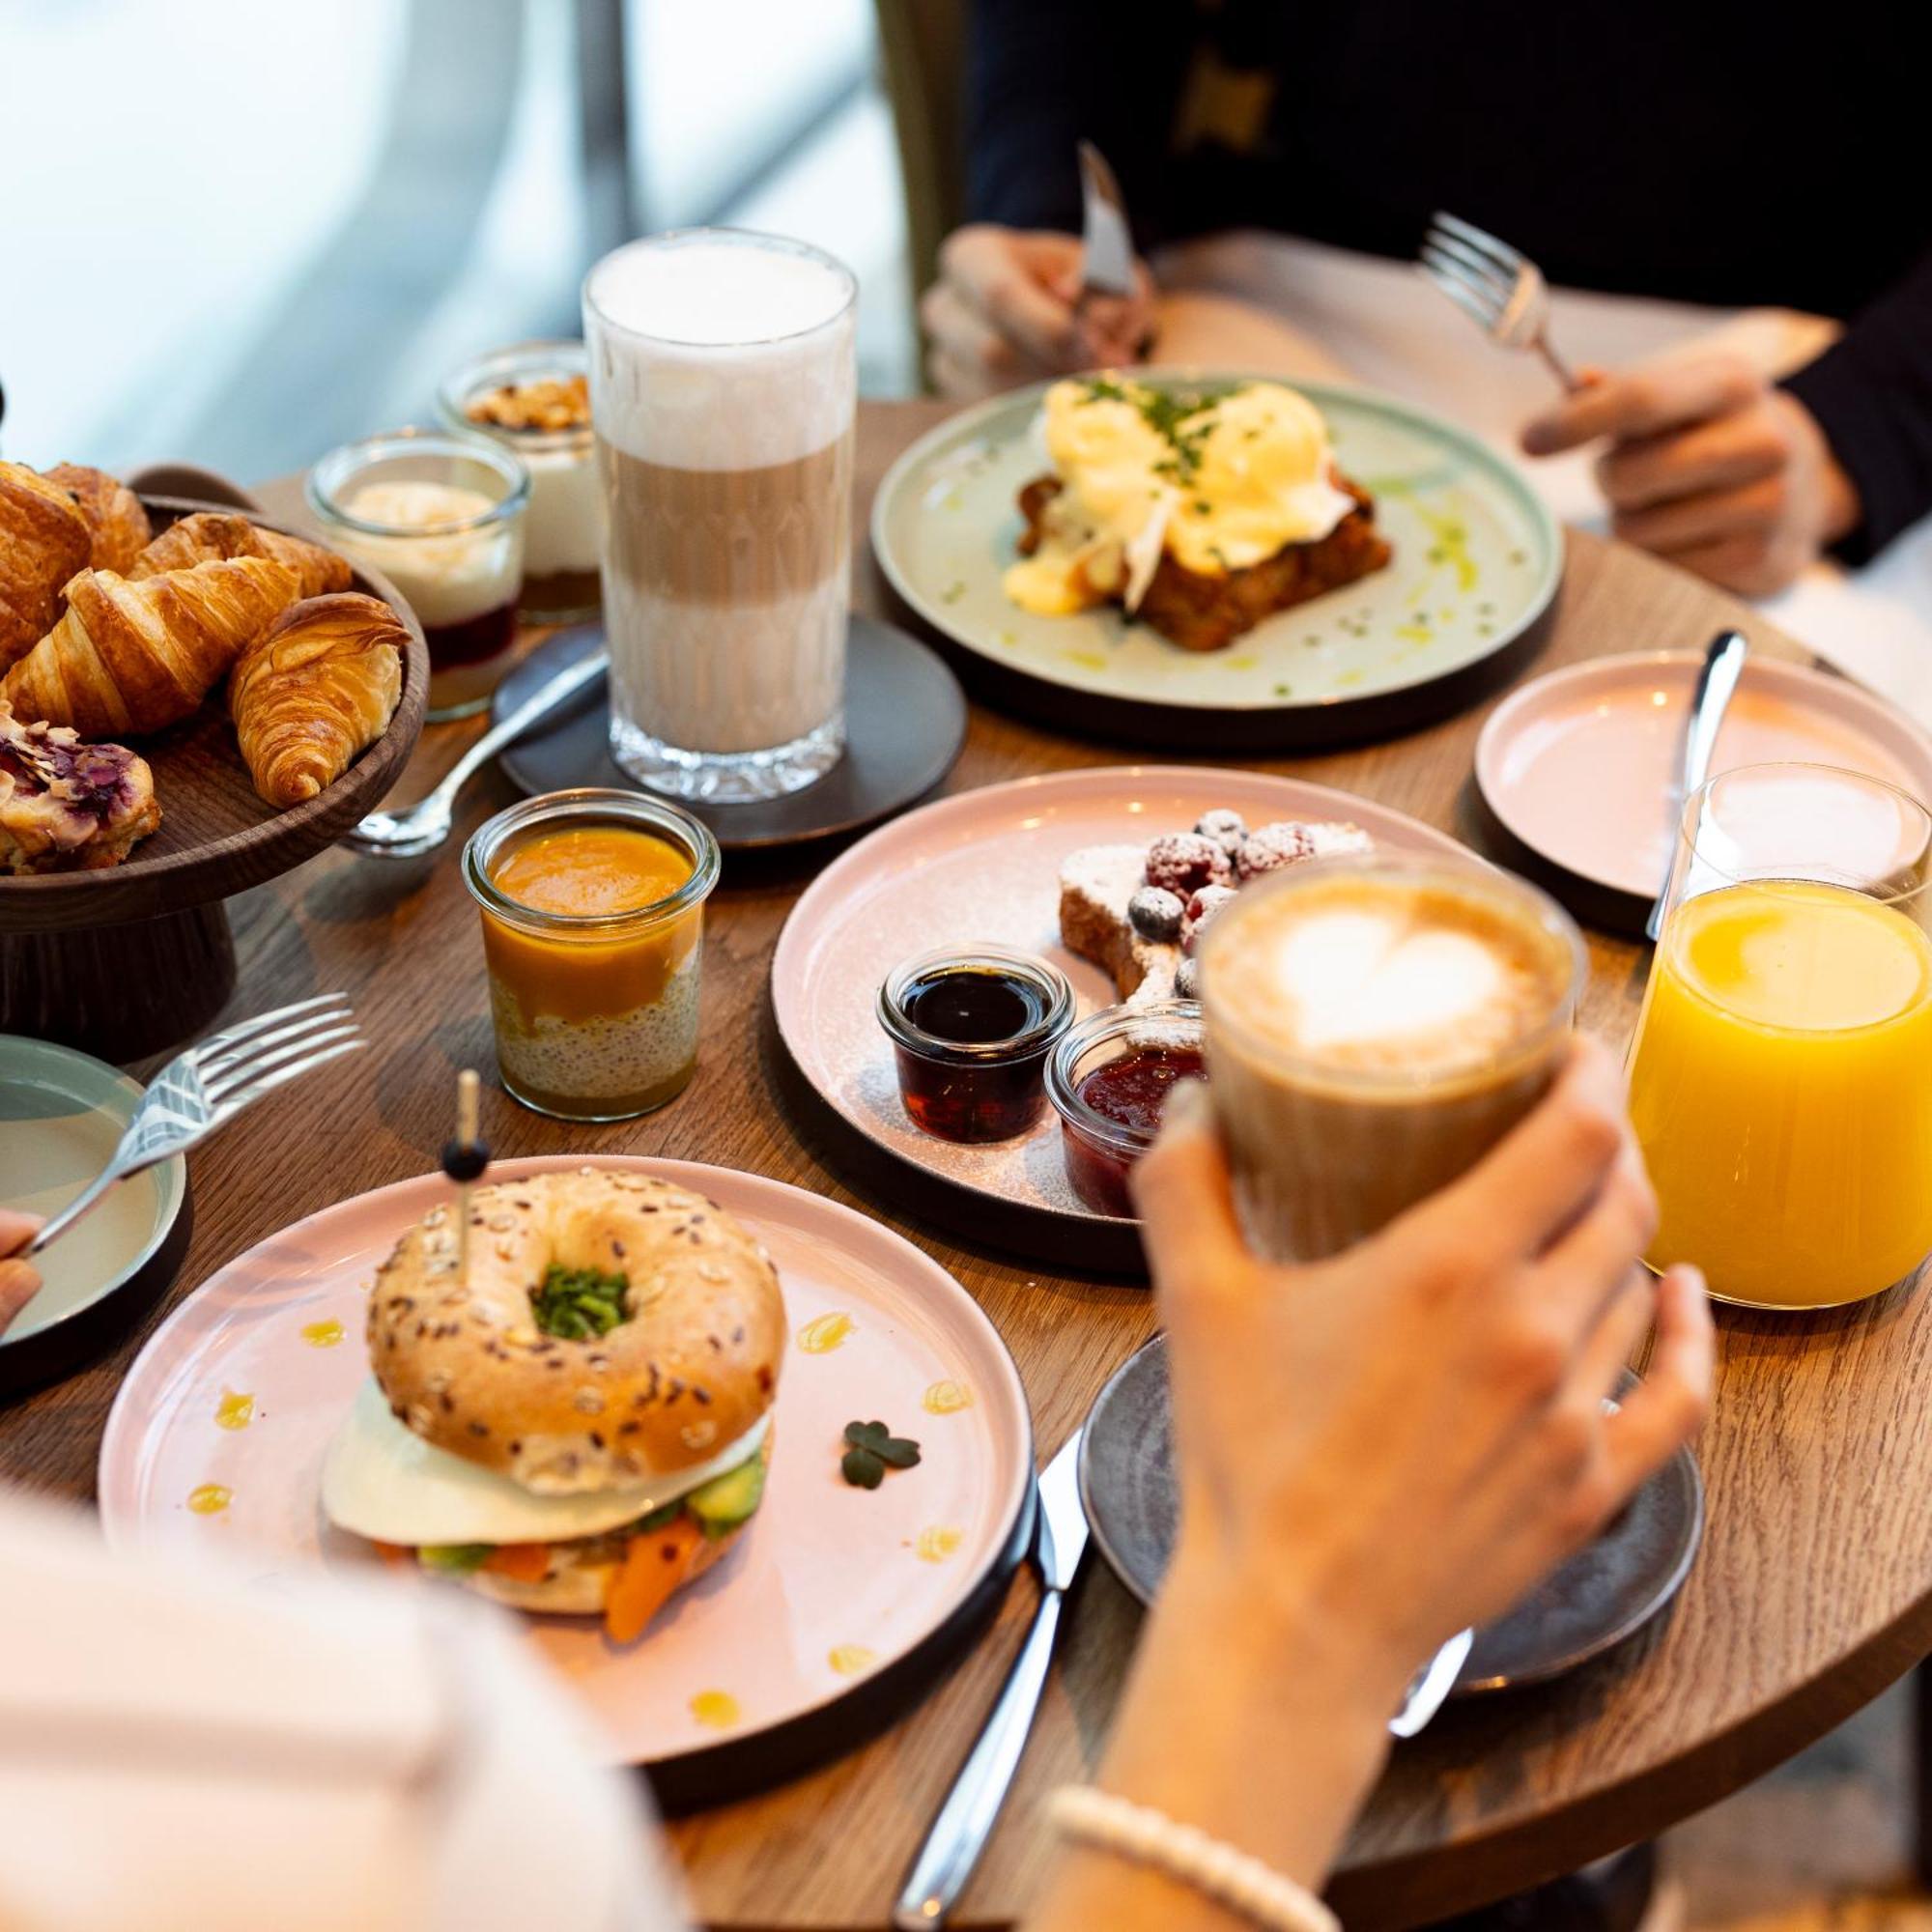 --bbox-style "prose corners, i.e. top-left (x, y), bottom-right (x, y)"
top-left (132, 511), bottom-right (350, 601)
top-left (0, 555), bottom-right (300, 739)
top-left (45, 464), bottom-right (152, 575)
top-left (230, 591), bottom-right (405, 807)
top-left (0, 461), bottom-right (92, 675)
